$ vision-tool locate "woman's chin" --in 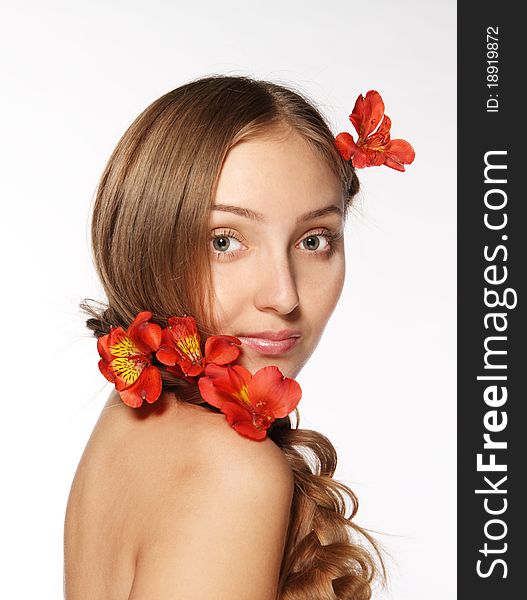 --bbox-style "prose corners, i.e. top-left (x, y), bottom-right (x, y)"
top-left (236, 350), bottom-right (305, 380)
